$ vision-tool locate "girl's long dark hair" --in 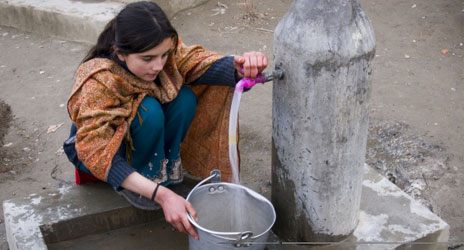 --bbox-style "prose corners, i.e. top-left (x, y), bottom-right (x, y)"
top-left (83, 1), bottom-right (178, 62)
